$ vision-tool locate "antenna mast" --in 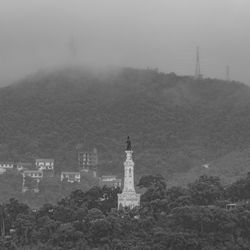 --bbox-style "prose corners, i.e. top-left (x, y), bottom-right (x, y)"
top-left (226, 65), bottom-right (230, 81)
top-left (195, 46), bottom-right (202, 79)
